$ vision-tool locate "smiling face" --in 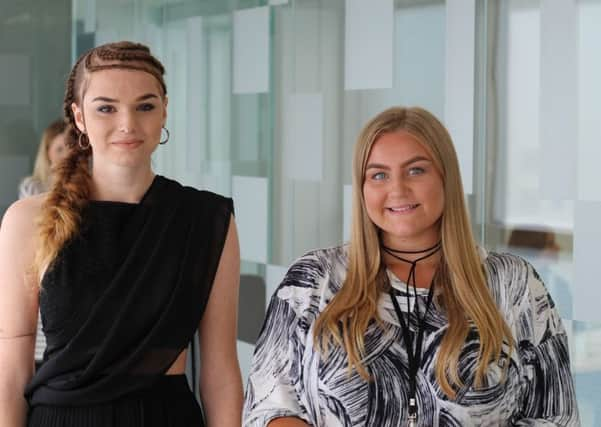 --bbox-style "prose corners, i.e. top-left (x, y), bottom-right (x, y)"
top-left (71, 68), bottom-right (167, 171)
top-left (362, 131), bottom-right (444, 249)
